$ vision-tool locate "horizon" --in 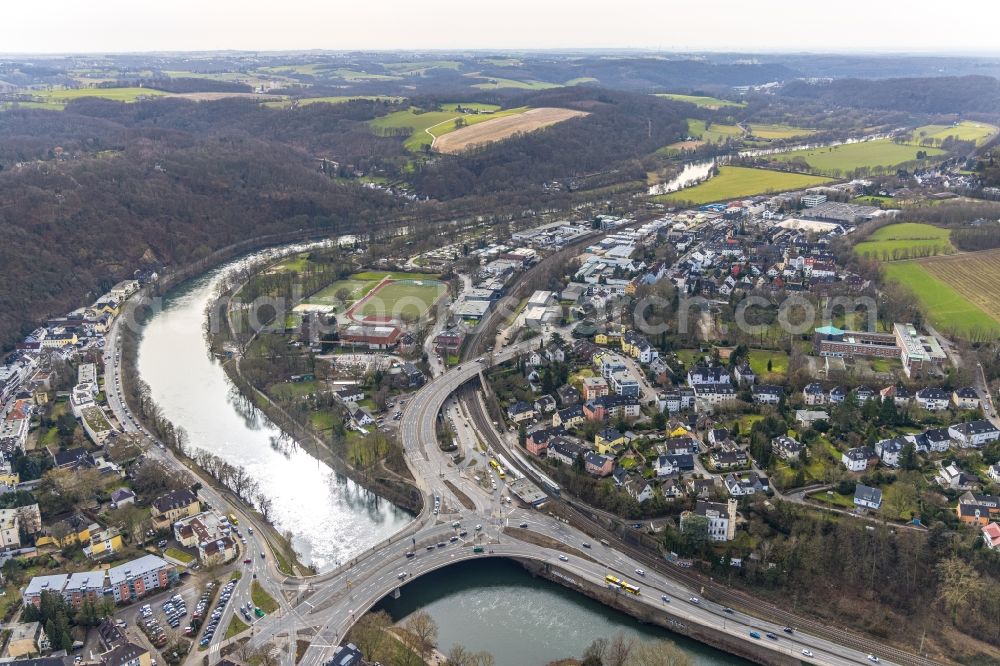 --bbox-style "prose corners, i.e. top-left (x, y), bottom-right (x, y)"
top-left (6, 1), bottom-right (1000, 55)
